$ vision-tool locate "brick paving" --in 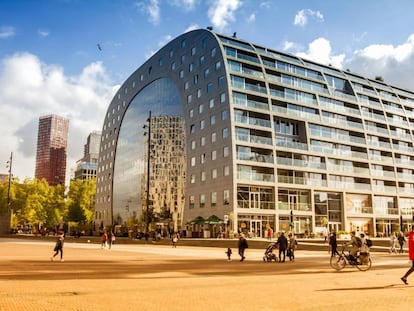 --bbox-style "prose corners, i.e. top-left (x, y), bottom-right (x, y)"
top-left (0, 237), bottom-right (413, 311)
